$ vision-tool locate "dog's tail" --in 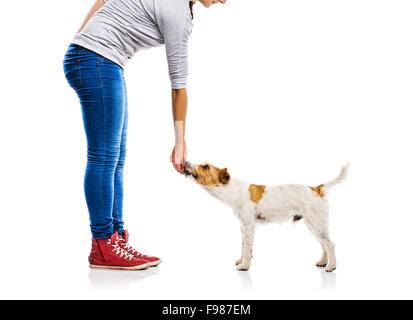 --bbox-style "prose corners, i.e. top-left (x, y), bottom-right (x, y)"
top-left (310, 163), bottom-right (349, 198)
top-left (321, 163), bottom-right (350, 194)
